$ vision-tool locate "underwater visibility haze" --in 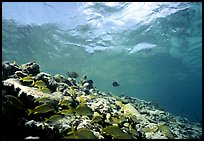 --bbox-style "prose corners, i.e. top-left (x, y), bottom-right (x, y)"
top-left (2, 2), bottom-right (202, 124)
